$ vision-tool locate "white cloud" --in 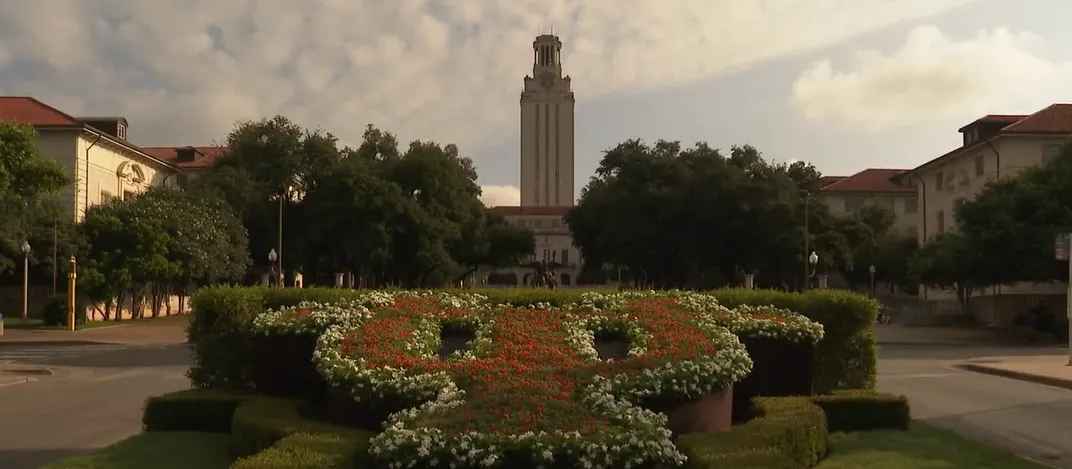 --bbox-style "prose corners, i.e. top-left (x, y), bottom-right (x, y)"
top-left (0, 0), bottom-right (972, 183)
top-left (479, 185), bottom-right (521, 207)
top-left (791, 25), bottom-right (1072, 131)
